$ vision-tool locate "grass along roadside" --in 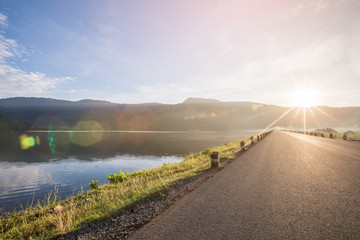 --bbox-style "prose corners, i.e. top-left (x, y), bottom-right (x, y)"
top-left (0, 133), bottom-right (268, 240)
top-left (286, 128), bottom-right (360, 141)
top-left (310, 130), bottom-right (360, 141)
